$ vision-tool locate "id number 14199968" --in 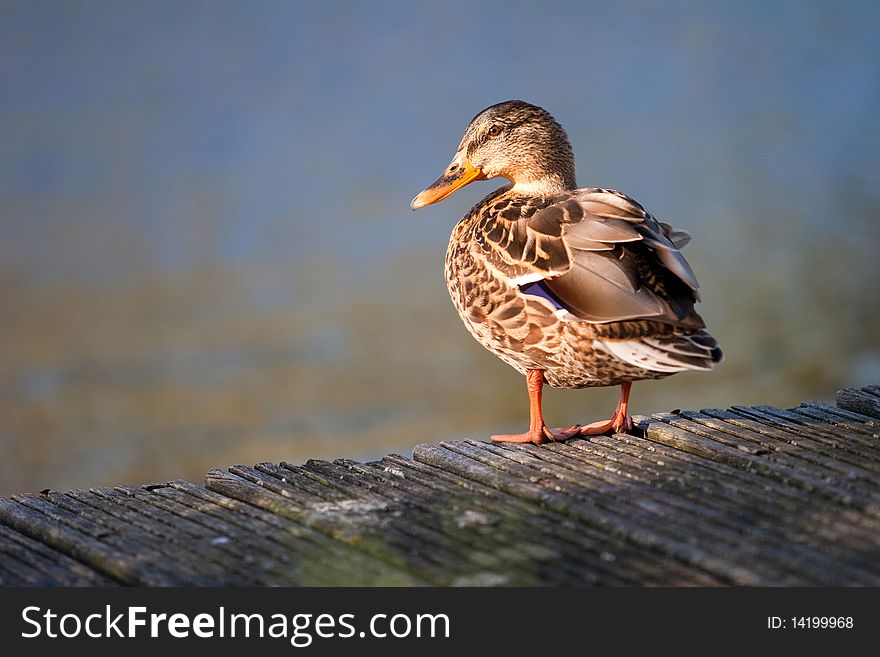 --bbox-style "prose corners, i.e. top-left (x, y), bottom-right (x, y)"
top-left (768, 617), bottom-right (854, 630)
